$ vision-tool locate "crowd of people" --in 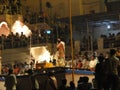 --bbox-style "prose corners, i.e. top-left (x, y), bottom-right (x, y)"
top-left (1, 48), bottom-right (120, 90)
top-left (101, 32), bottom-right (120, 48)
top-left (0, 1), bottom-right (120, 89)
top-left (0, 0), bottom-right (21, 15)
top-left (3, 67), bottom-right (93, 90)
top-left (94, 48), bottom-right (120, 90)
top-left (0, 30), bottom-right (50, 49)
